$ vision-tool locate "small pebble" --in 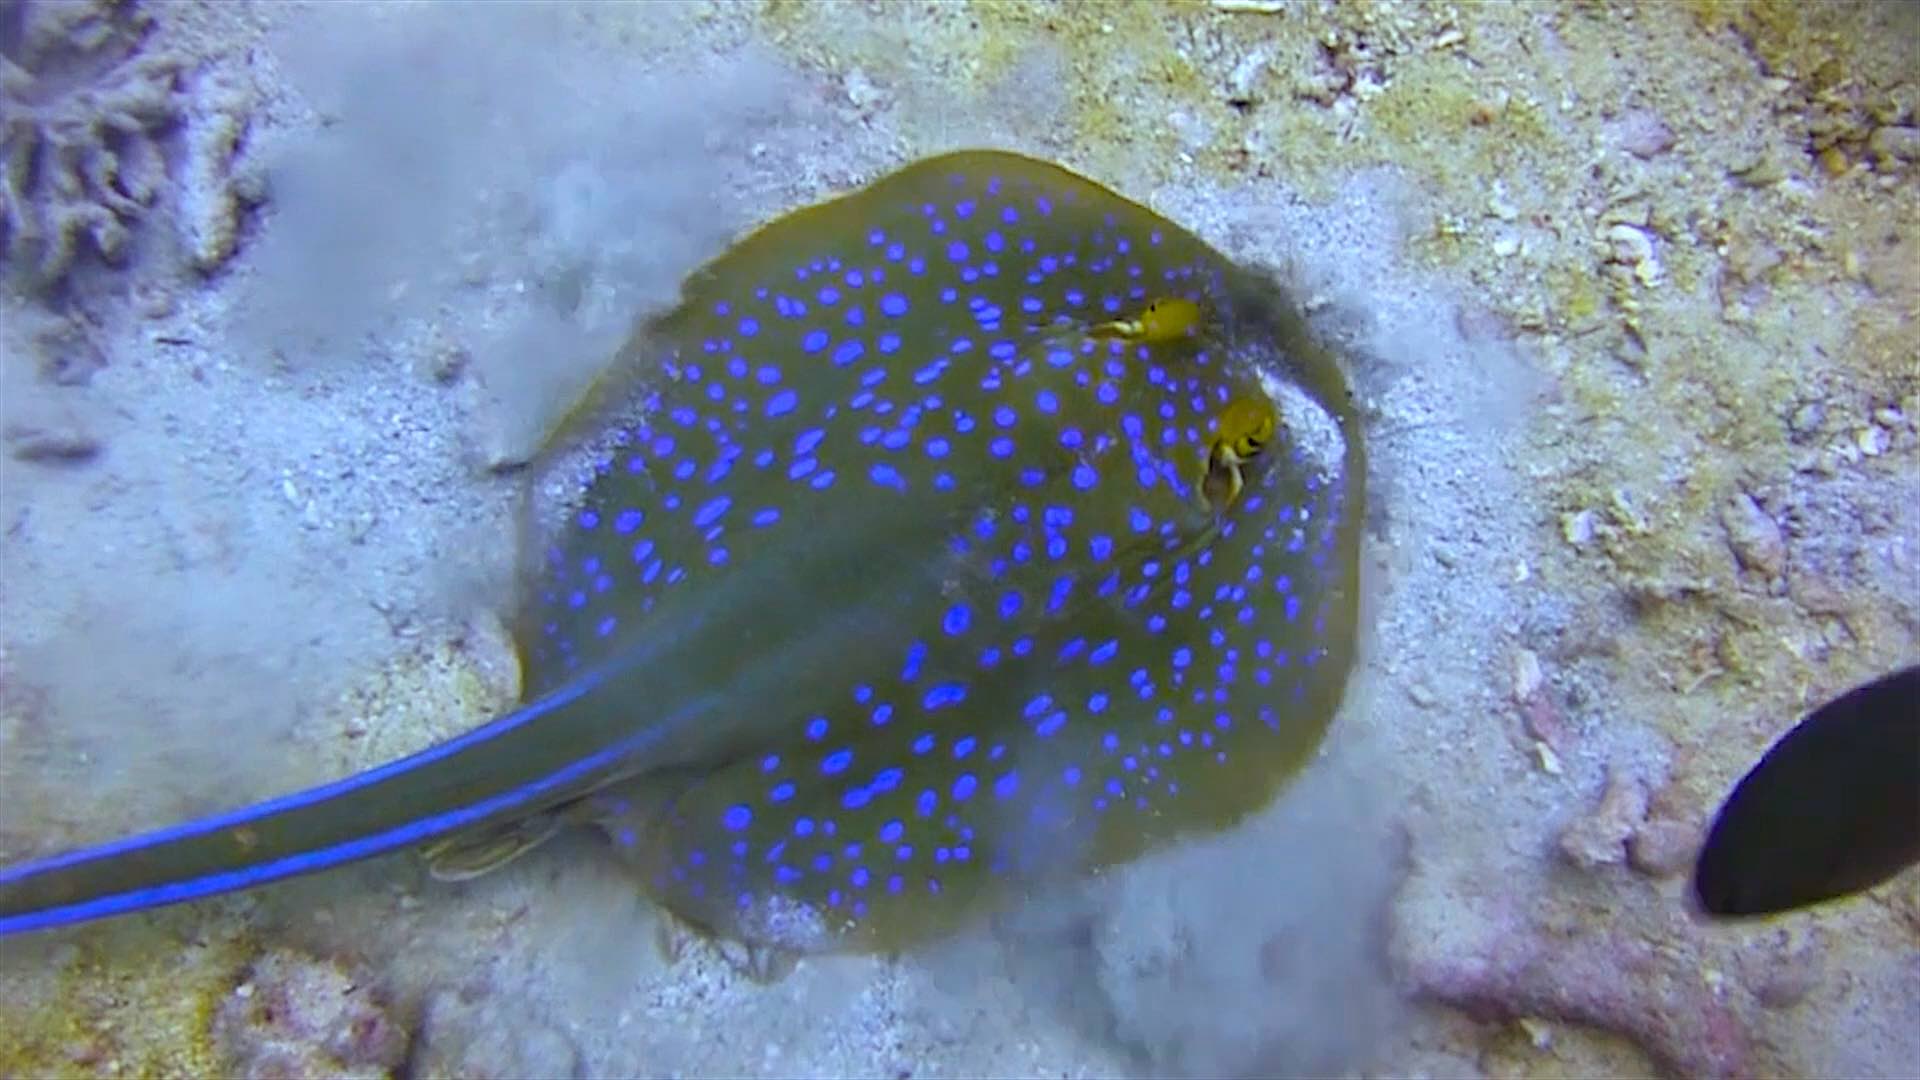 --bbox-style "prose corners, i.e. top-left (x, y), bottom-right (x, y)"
top-left (1561, 509), bottom-right (1598, 548)
top-left (430, 342), bottom-right (471, 384)
top-left (1559, 771), bottom-right (1647, 870)
top-left (1605, 223), bottom-right (1655, 266)
top-left (1614, 108), bottom-right (1676, 159)
top-left (1627, 818), bottom-right (1697, 878)
top-left (1719, 491), bottom-right (1786, 577)
top-left (1511, 649), bottom-right (1545, 703)
top-left (1788, 401), bottom-right (1827, 441)
top-left (1406, 679), bottom-right (1438, 708)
